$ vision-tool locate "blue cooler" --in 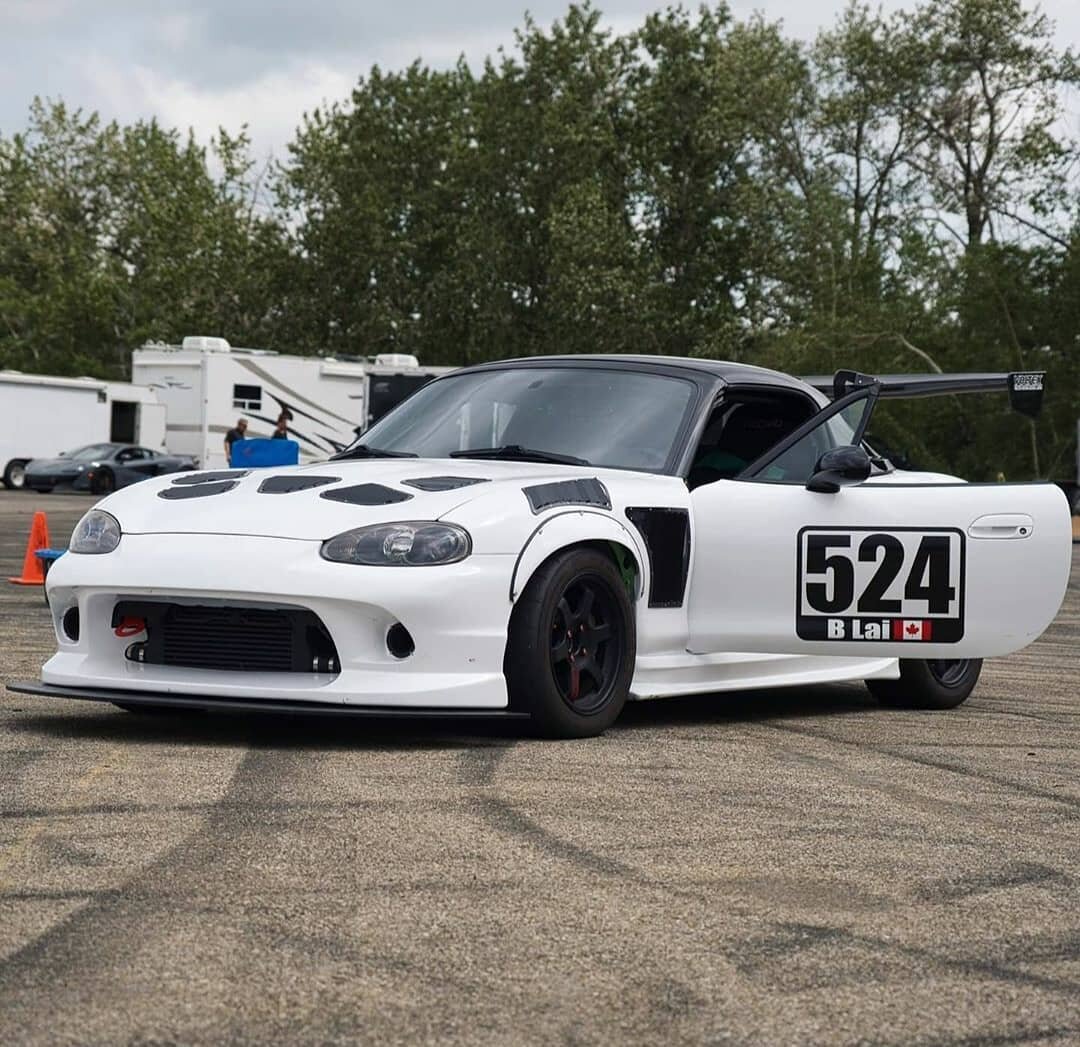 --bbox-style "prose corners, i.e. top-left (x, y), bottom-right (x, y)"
top-left (230, 439), bottom-right (300, 468)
